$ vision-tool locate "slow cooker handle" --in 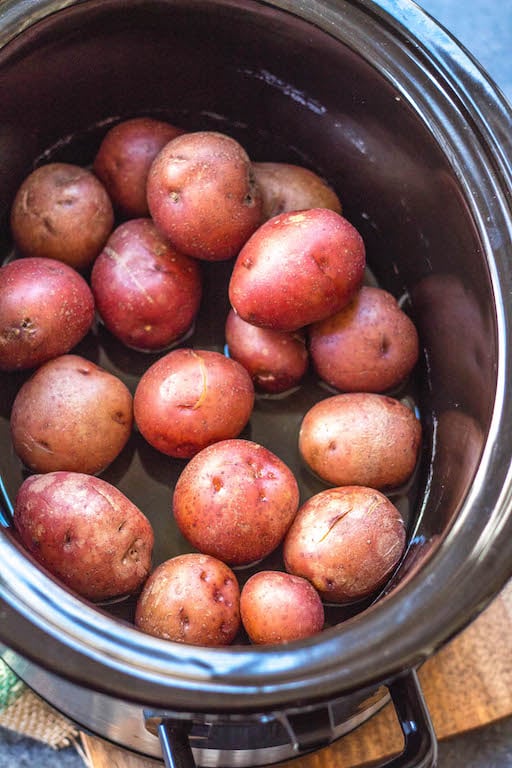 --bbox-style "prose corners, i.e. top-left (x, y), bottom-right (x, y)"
top-left (155, 669), bottom-right (436, 768)
top-left (158, 720), bottom-right (195, 768)
top-left (375, 669), bottom-right (437, 768)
